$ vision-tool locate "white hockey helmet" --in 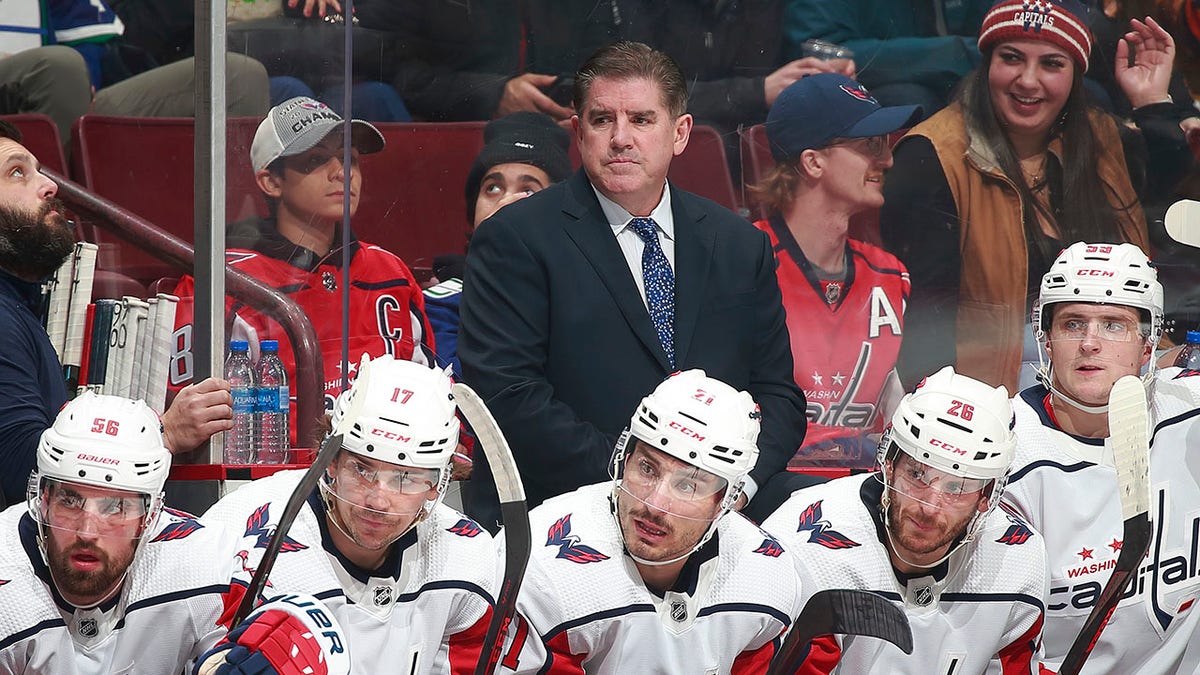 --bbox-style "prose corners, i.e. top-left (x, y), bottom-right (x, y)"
top-left (35, 391), bottom-right (170, 498)
top-left (625, 369), bottom-right (761, 486)
top-left (329, 354), bottom-right (459, 473)
top-left (1032, 242), bottom-right (1163, 345)
top-left (878, 366), bottom-right (1015, 482)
